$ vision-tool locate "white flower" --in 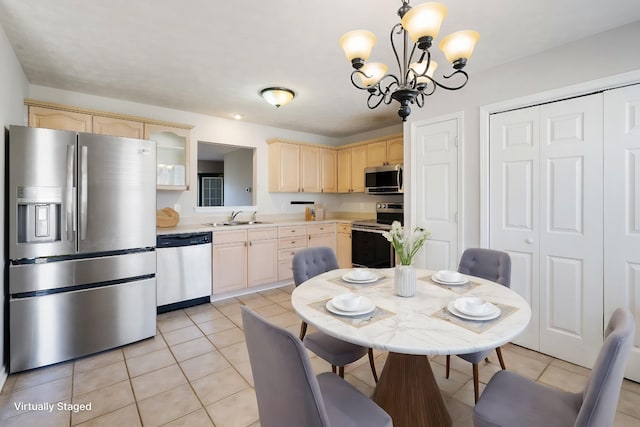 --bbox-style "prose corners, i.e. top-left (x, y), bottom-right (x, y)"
top-left (382, 221), bottom-right (431, 265)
